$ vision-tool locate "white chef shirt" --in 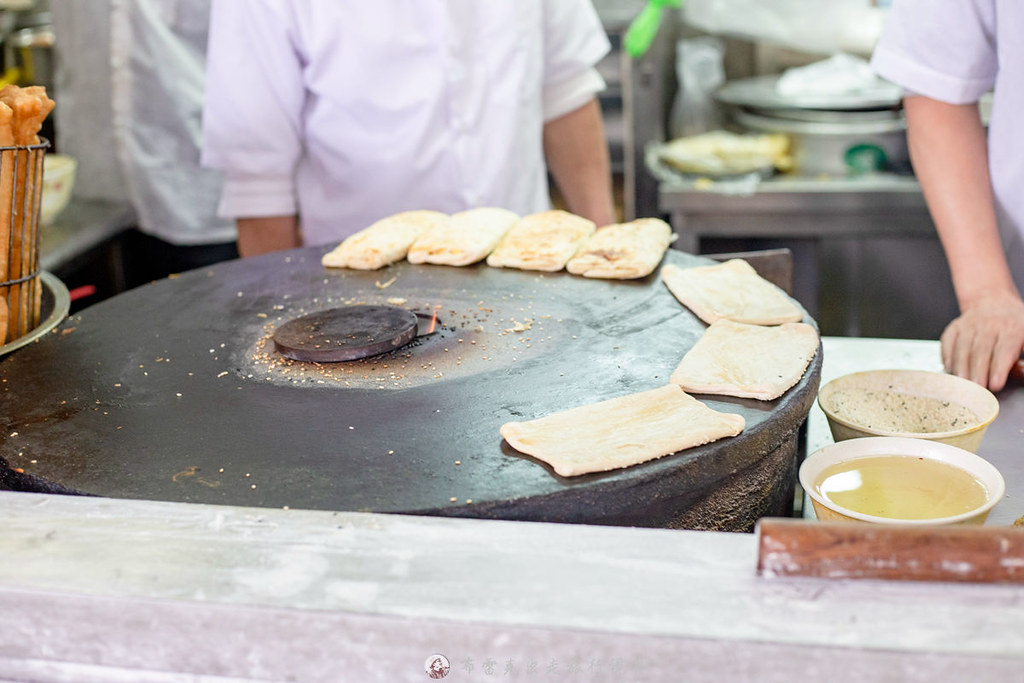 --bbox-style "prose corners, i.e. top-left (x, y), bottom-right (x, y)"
top-left (200, 0), bottom-right (610, 246)
top-left (53, 0), bottom-right (235, 246)
top-left (870, 0), bottom-right (1024, 290)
